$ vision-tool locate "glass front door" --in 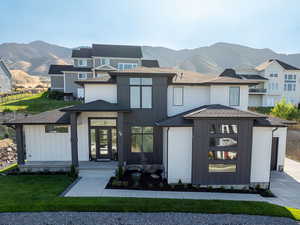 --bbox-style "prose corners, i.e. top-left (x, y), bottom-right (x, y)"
top-left (89, 126), bottom-right (117, 161)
